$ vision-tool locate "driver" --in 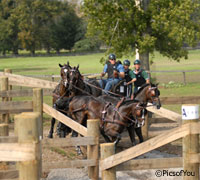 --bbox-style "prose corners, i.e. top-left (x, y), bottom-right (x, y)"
top-left (126, 59), bottom-right (150, 95)
top-left (99, 53), bottom-right (125, 94)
